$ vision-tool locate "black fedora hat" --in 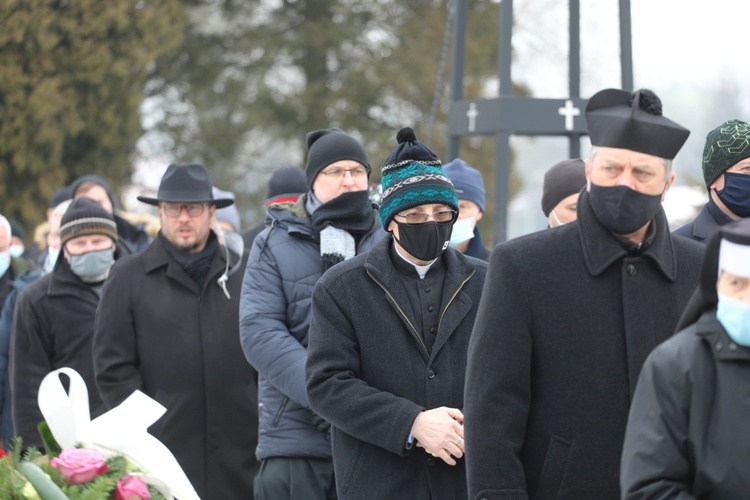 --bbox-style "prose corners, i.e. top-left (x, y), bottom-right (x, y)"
top-left (137, 163), bottom-right (234, 208)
